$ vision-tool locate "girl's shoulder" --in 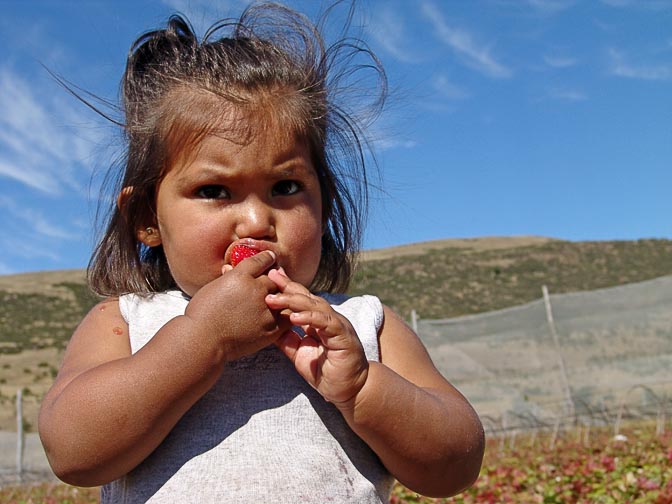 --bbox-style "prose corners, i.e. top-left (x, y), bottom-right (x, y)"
top-left (47, 297), bottom-right (132, 397)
